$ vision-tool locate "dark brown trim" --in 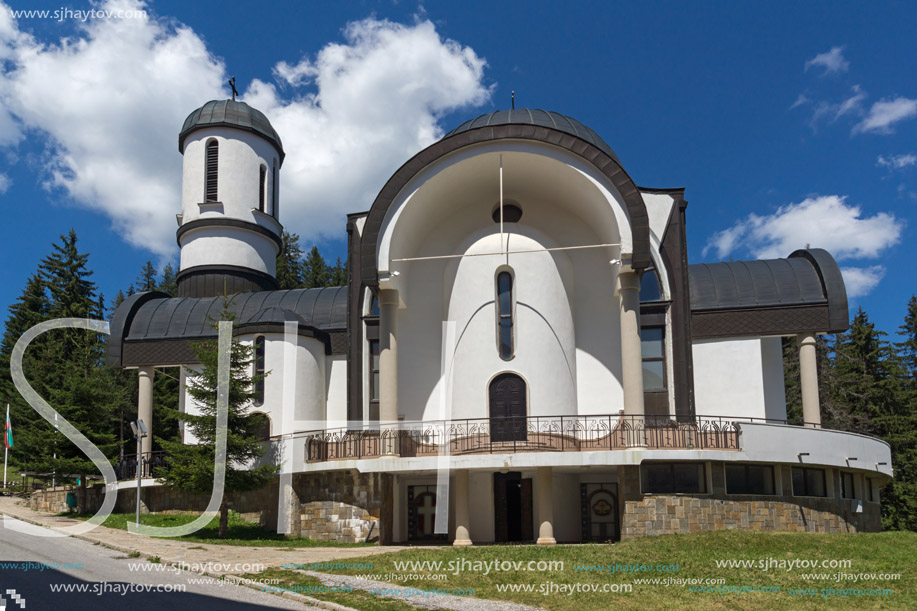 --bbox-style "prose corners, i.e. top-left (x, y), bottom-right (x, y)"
top-left (691, 304), bottom-right (833, 339)
top-left (176, 217), bottom-right (283, 251)
top-left (175, 264), bottom-right (279, 298)
top-left (359, 124), bottom-right (652, 287)
top-left (346, 216), bottom-right (365, 424)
